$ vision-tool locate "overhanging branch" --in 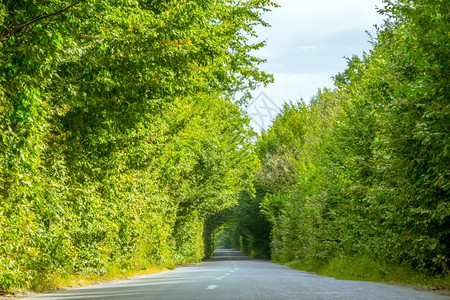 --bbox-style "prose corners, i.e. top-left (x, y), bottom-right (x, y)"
top-left (1, 0), bottom-right (83, 40)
